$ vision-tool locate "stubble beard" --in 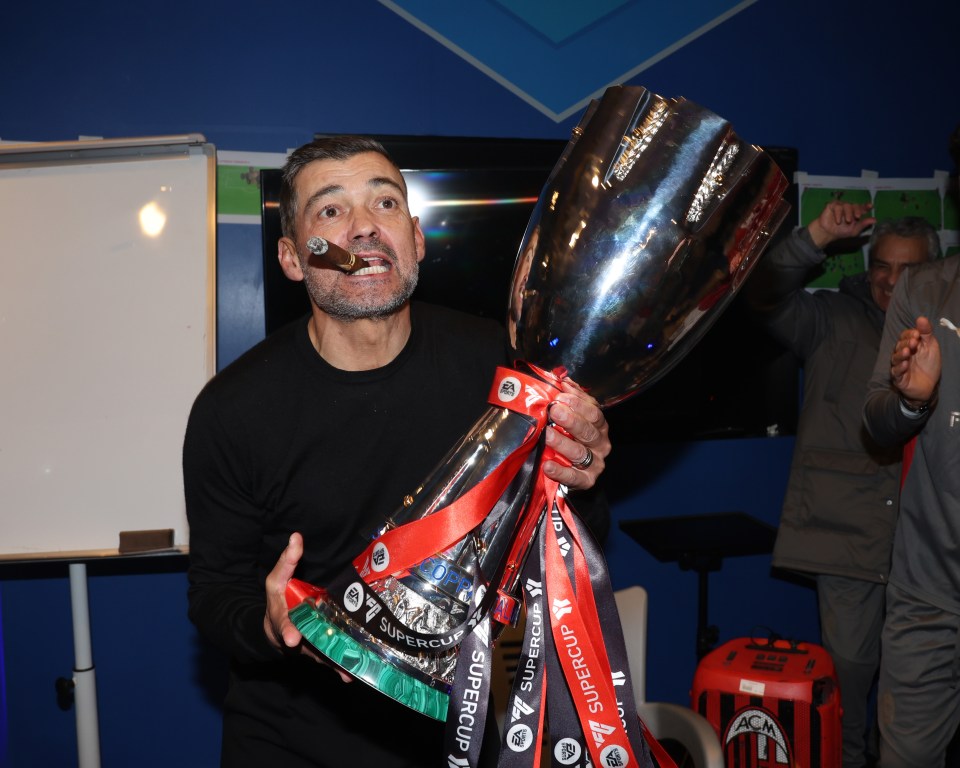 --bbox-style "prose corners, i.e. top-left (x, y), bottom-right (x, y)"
top-left (301, 242), bottom-right (419, 321)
